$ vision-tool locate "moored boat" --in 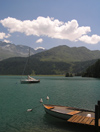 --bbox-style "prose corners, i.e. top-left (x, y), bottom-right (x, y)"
top-left (20, 47), bottom-right (40, 84)
top-left (43, 104), bottom-right (95, 120)
top-left (21, 75), bottom-right (40, 83)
